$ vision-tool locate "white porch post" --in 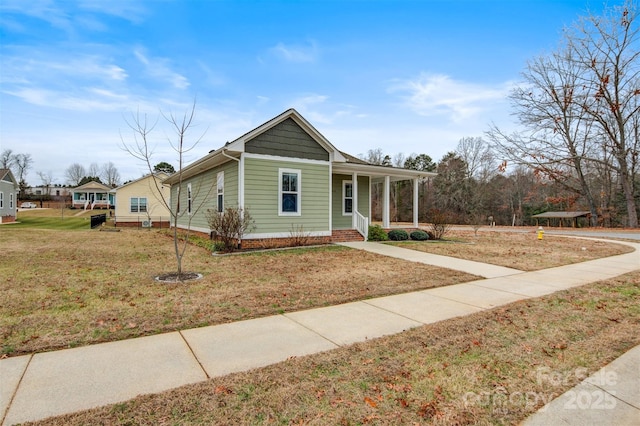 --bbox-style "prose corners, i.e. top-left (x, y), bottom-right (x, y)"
top-left (413, 178), bottom-right (419, 228)
top-left (351, 172), bottom-right (358, 229)
top-left (382, 175), bottom-right (390, 229)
